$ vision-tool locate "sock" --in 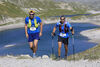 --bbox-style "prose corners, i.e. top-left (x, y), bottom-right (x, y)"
top-left (33, 53), bottom-right (36, 55)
